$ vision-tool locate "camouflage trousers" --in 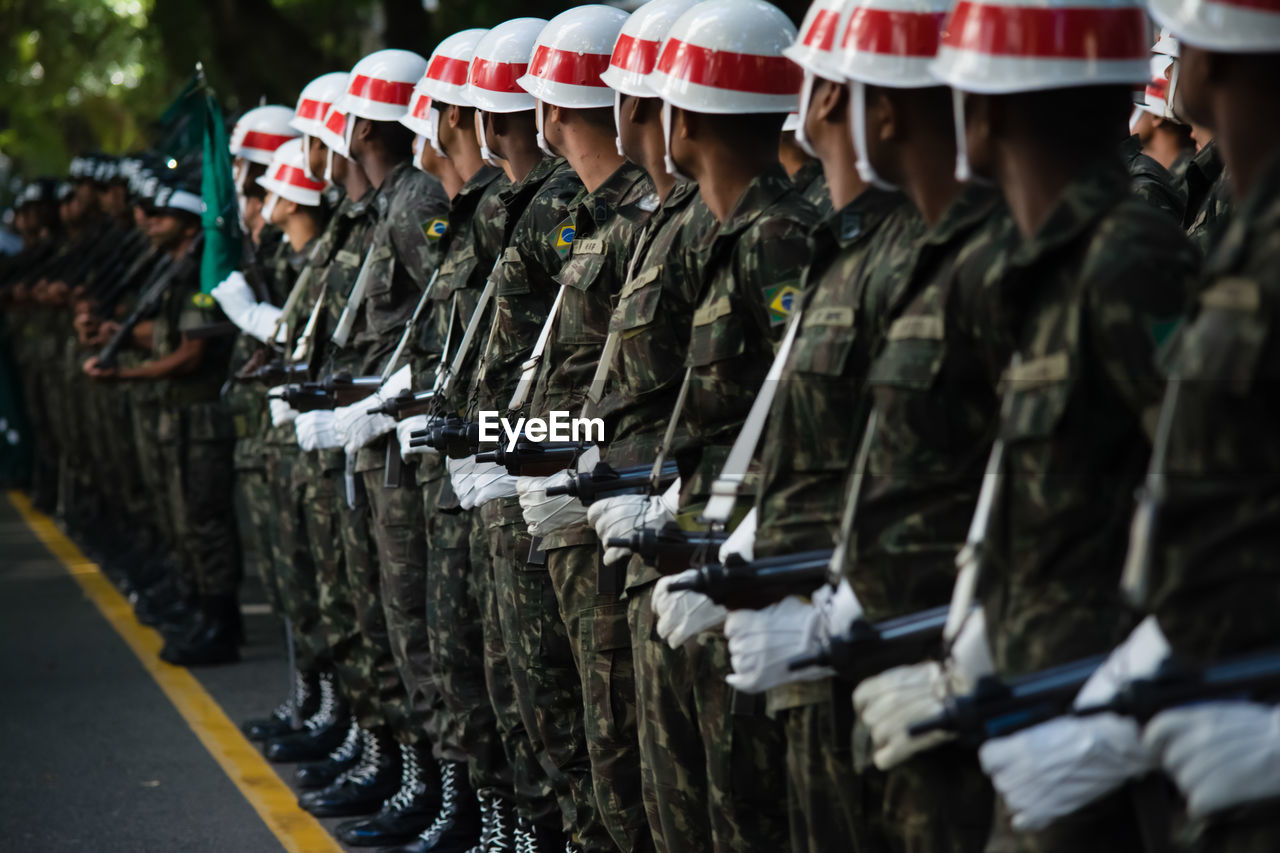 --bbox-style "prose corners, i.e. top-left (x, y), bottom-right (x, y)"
top-left (421, 469), bottom-right (508, 791)
top-left (232, 462), bottom-right (279, 611)
top-left (1183, 801), bottom-right (1280, 853)
top-left (478, 496), bottom-right (562, 830)
top-left (130, 396), bottom-right (176, 556)
top-left (985, 785), bottom-right (1141, 853)
top-left (262, 444), bottom-right (326, 672)
top-left (878, 742), bottom-right (992, 853)
top-left (772, 686), bottom-right (872, 852)
top-left (546, 536), bottom-right (651, 853)
top-left (363, 448), bottom-right (441, 746)
top-left (330, 466), bottom-right (399, 731)
top-left (299, 450), bottom-right (356, 679)
top-left (628, 582), bottom-right (790, 853)
top-left (158, 403), bottom-right (241, 597)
